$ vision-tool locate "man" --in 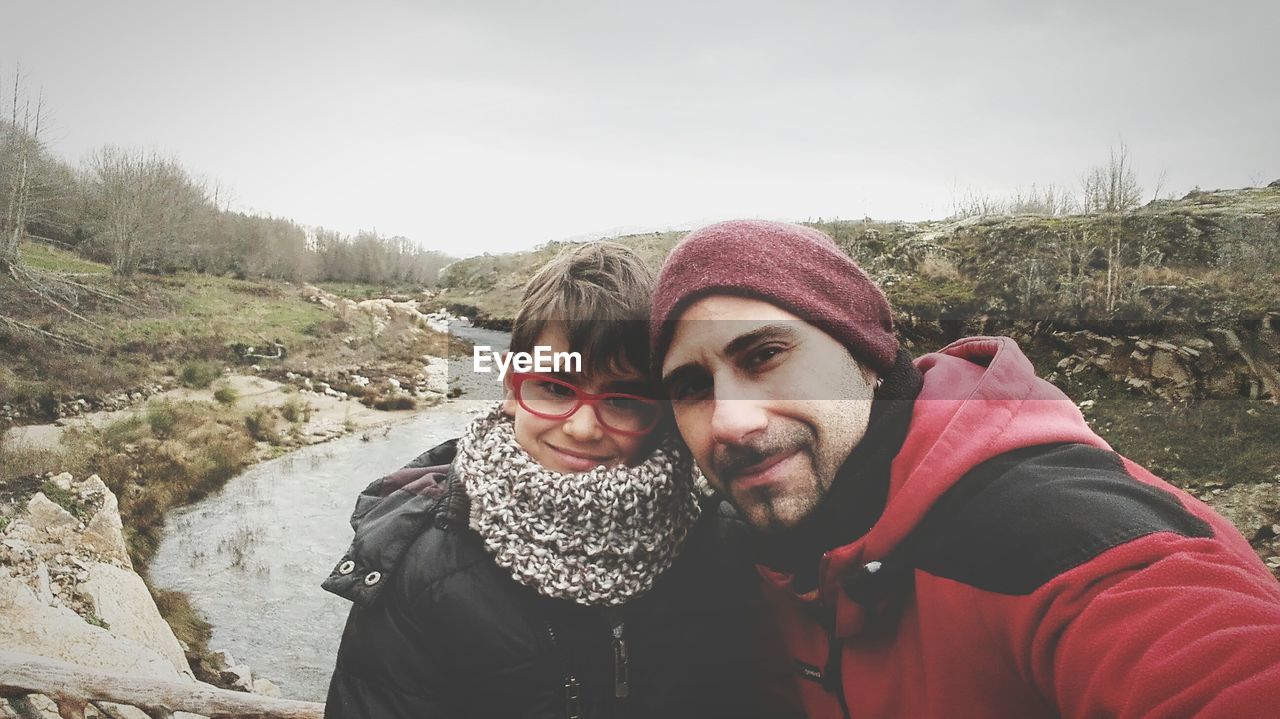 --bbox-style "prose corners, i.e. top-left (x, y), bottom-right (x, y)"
top-left (649, 219), bottom-right (1280, 718)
